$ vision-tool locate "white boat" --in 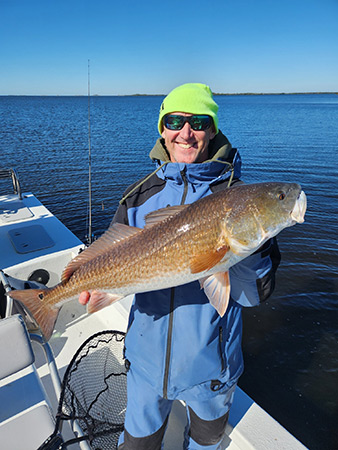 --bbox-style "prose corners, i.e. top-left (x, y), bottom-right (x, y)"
top-left (0, 168), bottom-right (307, 449)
